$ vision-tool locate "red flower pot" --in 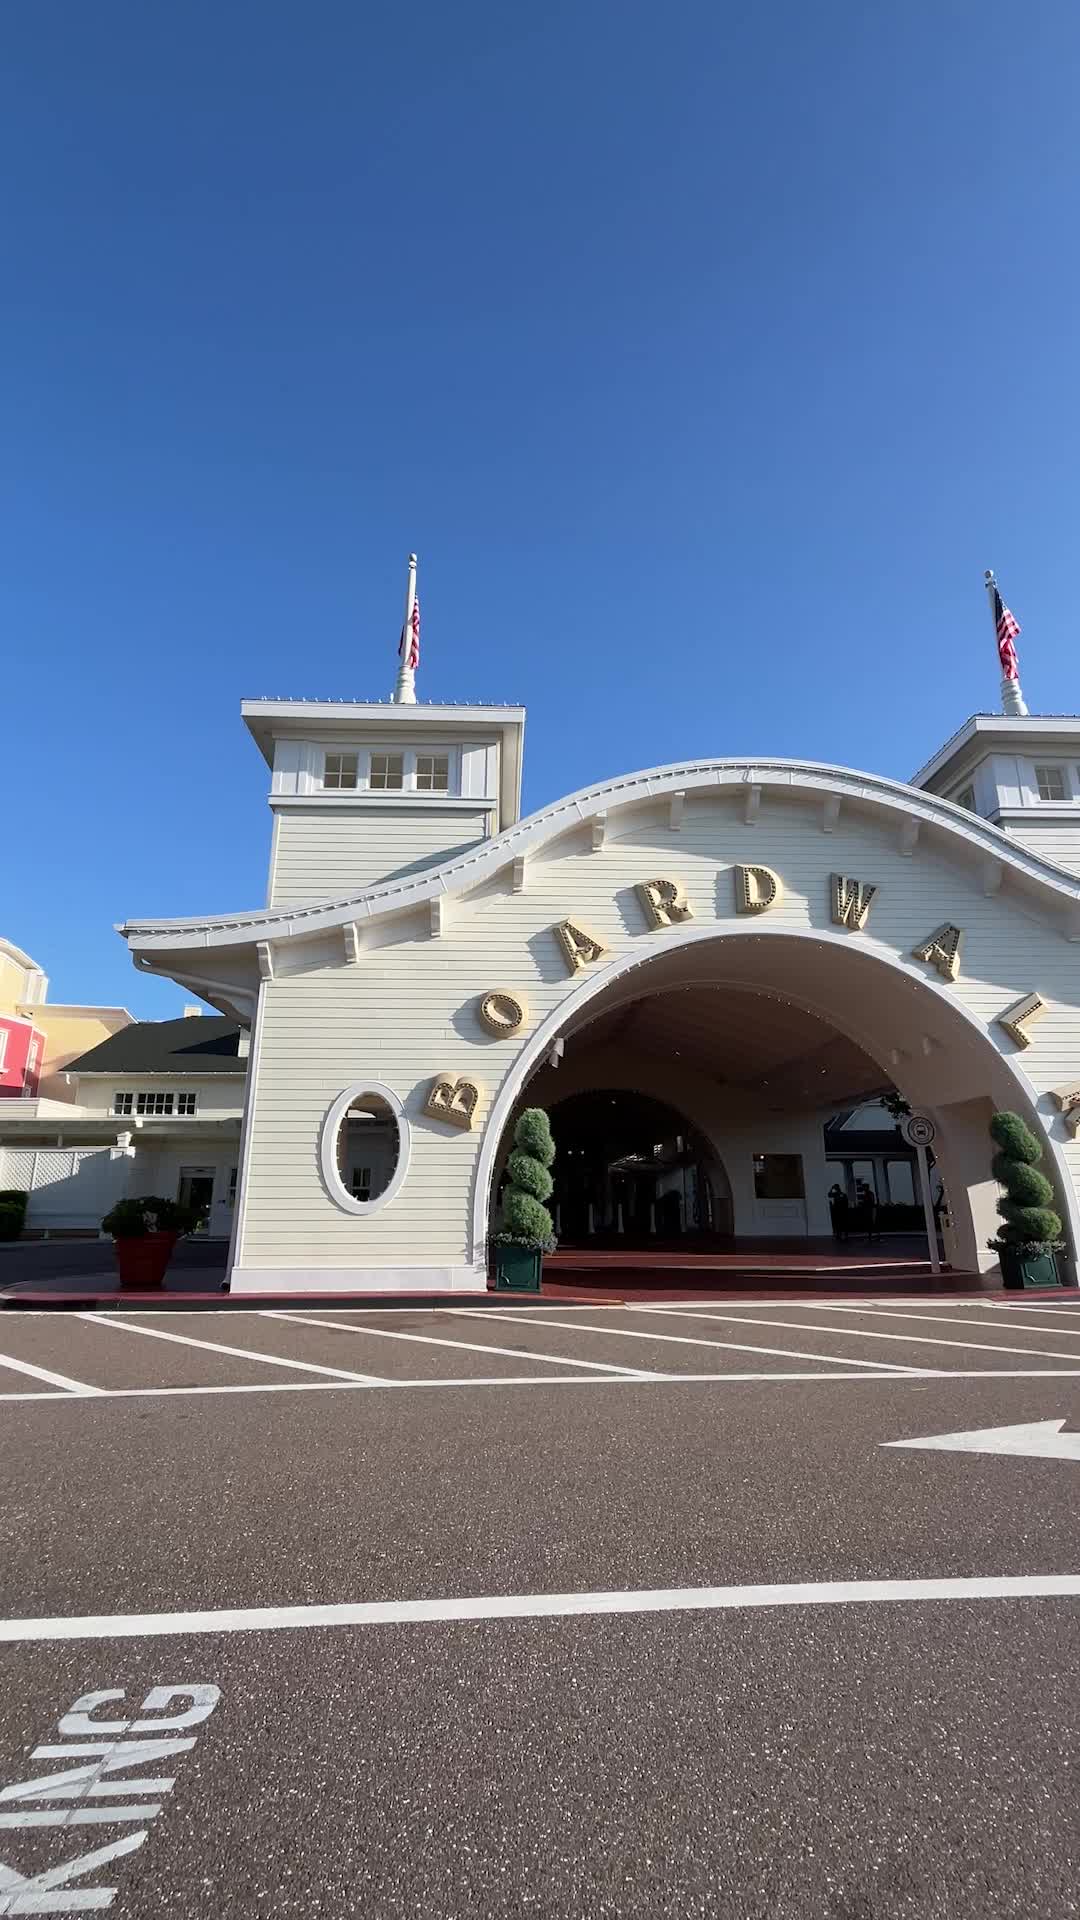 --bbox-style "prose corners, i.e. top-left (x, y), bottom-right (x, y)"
top-left (113, 1231), bottom-right (179, 1290)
